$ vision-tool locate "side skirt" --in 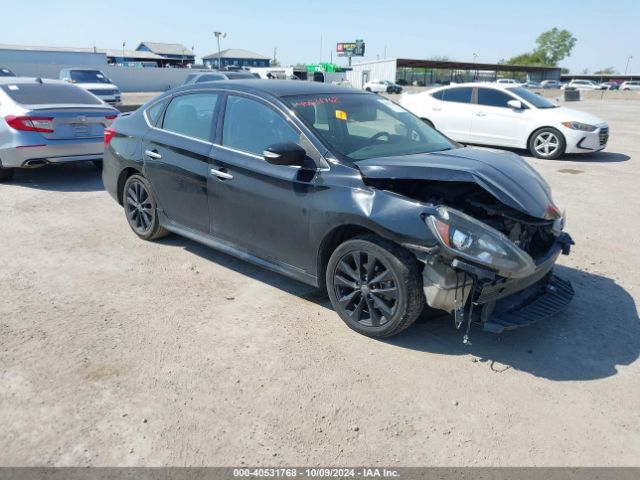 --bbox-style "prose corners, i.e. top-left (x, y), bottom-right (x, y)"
top-left (161, 219), bottom-right (320, 288)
